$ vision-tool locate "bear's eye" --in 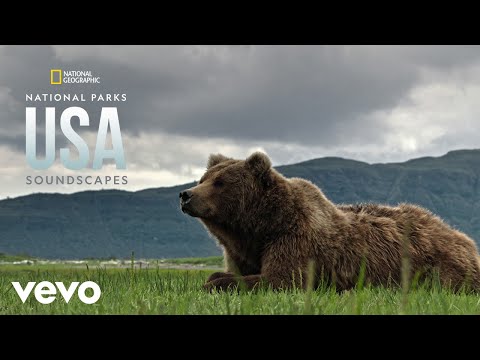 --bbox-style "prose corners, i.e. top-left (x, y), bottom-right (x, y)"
top-left (213, 180), bottom-right (224, 188)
